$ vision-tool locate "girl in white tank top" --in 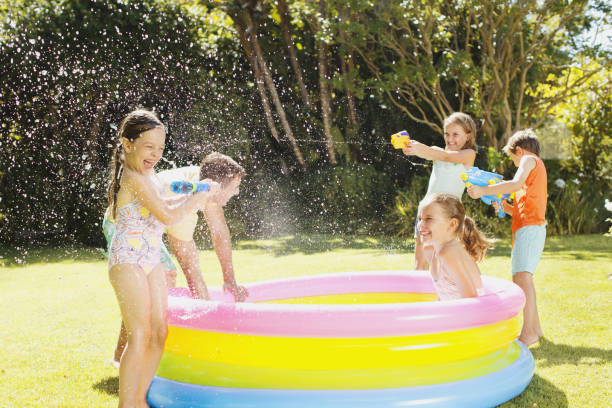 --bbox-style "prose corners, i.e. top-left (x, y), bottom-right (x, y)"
top-left (401, 112), bottom-right (478, 270)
